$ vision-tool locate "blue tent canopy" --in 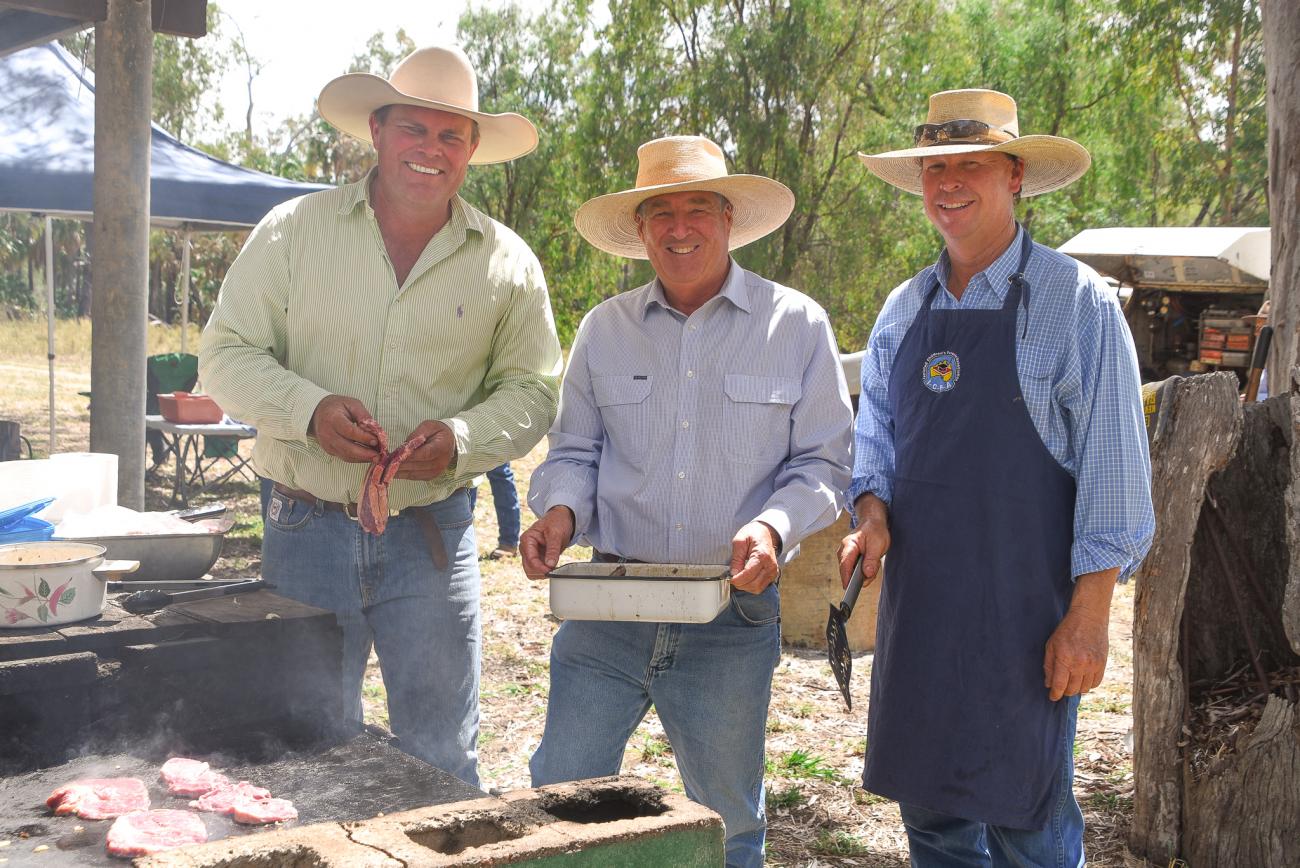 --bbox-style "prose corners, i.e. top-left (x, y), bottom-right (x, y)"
top-left (0, 42), bottom-right (330, 231)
